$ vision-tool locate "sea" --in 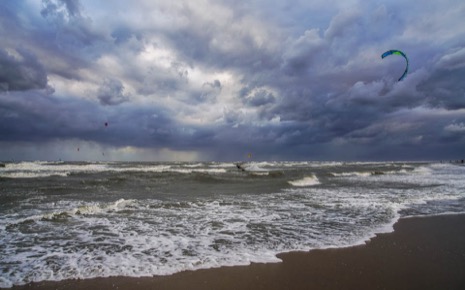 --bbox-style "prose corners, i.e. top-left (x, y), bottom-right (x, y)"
top-left (1, 161), bottom-right (464, 287)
